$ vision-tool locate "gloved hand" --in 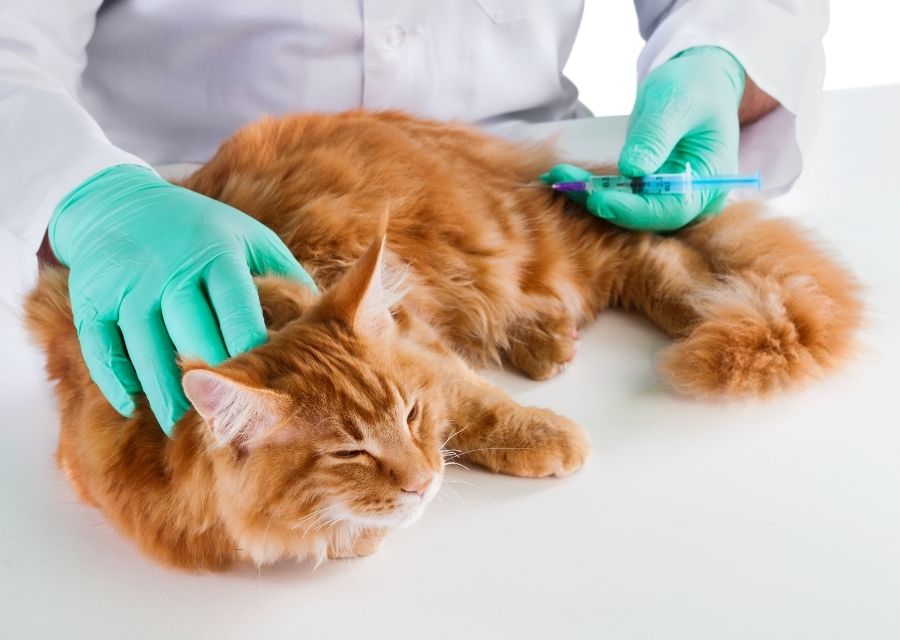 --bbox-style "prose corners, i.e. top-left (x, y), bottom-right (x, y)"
top-left (542, 46), bottom-right (745, 231)
top-left (49, 164), bottom-right (316, 434)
